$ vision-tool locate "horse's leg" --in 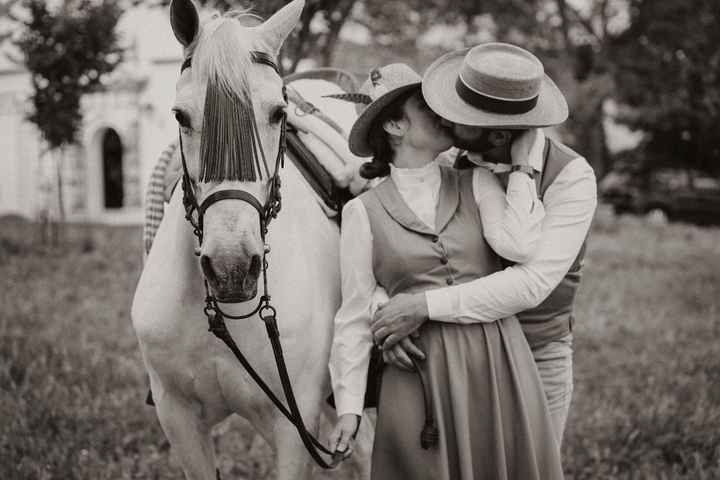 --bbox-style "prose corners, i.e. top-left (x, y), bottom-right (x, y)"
top-left (272, 393), bottom-right (324, 480)
top-left (154, 388), bottom-right (218, 480)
